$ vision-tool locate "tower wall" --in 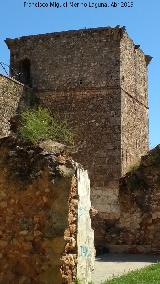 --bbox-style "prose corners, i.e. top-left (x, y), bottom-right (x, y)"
top-left (120, 33), bottom-right (149, 174)
top-left (37, 88), bottom-right (121, 221)
top-left (7, 28), bottom-right (121, 90)
top-left (6, 28), bottom-right (123, 221)
top-left (5, 27), bottom-right (150, 248)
